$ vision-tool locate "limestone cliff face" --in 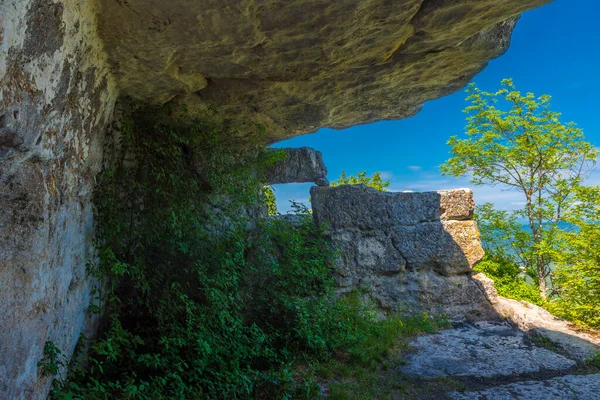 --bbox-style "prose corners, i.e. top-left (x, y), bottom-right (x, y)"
top-left (0, 1), bottom-right (551, 398)
top-left (96, 0), bottom-right (550, 140)
top-left (0, 0), bottom-right (117, 398)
